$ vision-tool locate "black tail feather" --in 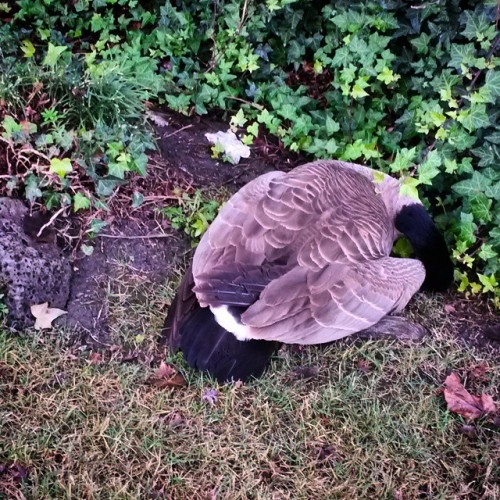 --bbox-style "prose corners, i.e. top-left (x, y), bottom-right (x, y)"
top-left (179, 303), bottom-right (279, 383)
top-left (161, 267), bottom-right (279, 382)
